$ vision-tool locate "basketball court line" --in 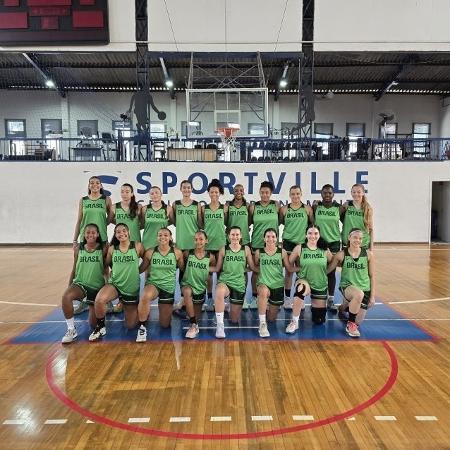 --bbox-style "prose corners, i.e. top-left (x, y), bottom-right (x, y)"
top-left (388, 297), bottom-right (450, 304)
top-left (0, 300), bottom-right (58, 307)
